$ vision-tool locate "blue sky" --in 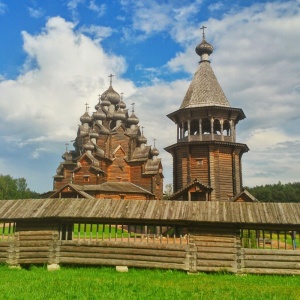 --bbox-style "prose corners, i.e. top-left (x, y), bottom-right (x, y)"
top-left (0, 0), bottom-right (300, 193)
